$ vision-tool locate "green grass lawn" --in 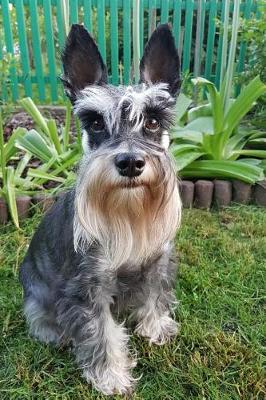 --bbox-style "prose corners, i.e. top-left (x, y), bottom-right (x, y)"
top-left (0, 207), bottom-right (265, 400)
